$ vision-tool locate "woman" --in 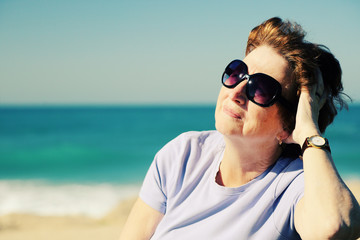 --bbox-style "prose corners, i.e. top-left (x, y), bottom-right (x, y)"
top-left (120, 17), bottom-right (360, 239)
